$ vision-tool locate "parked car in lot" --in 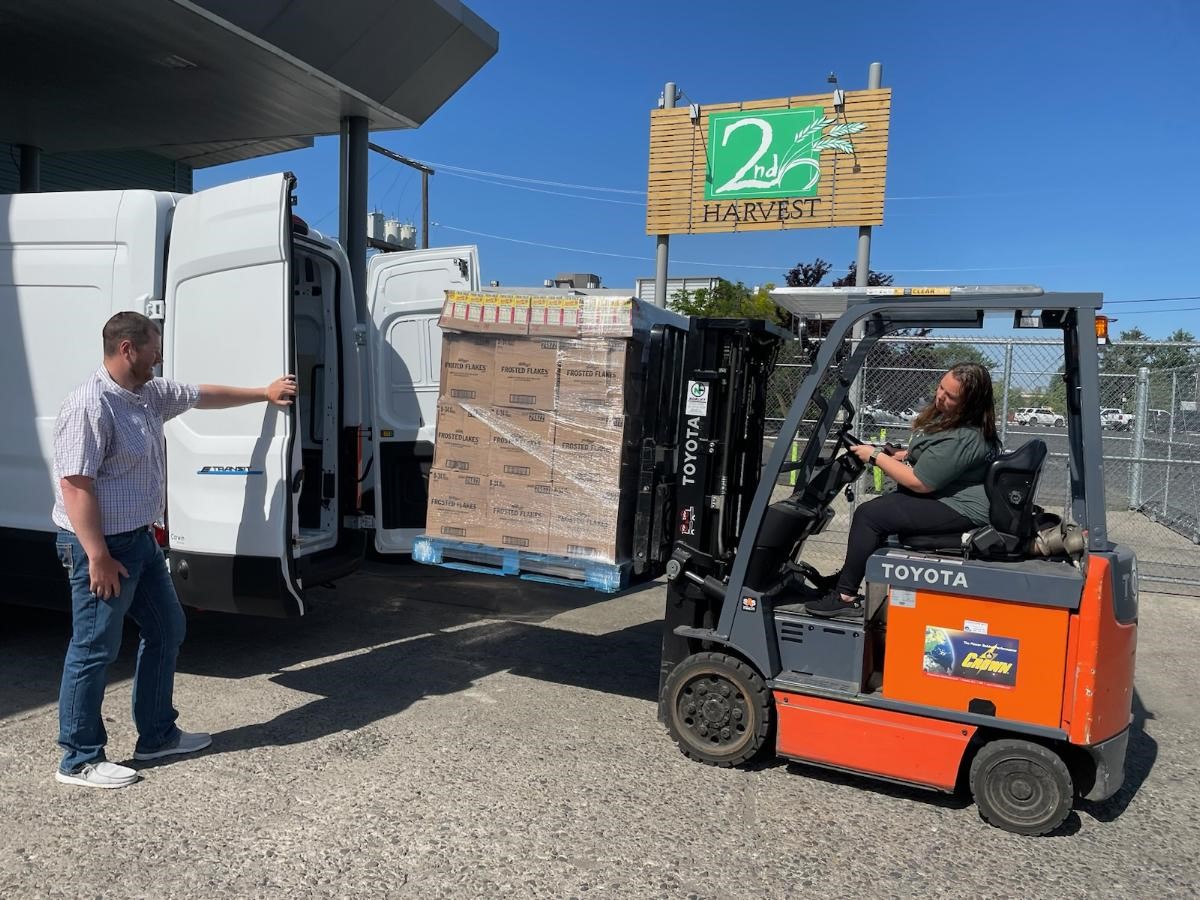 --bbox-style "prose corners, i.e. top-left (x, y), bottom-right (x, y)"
top-left (1100, 407), bottom-right (1134, 431)
top-left (1015, 406), bottom-right (1065, 427)
top-left (860, 405), bottom-right (919, 427)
